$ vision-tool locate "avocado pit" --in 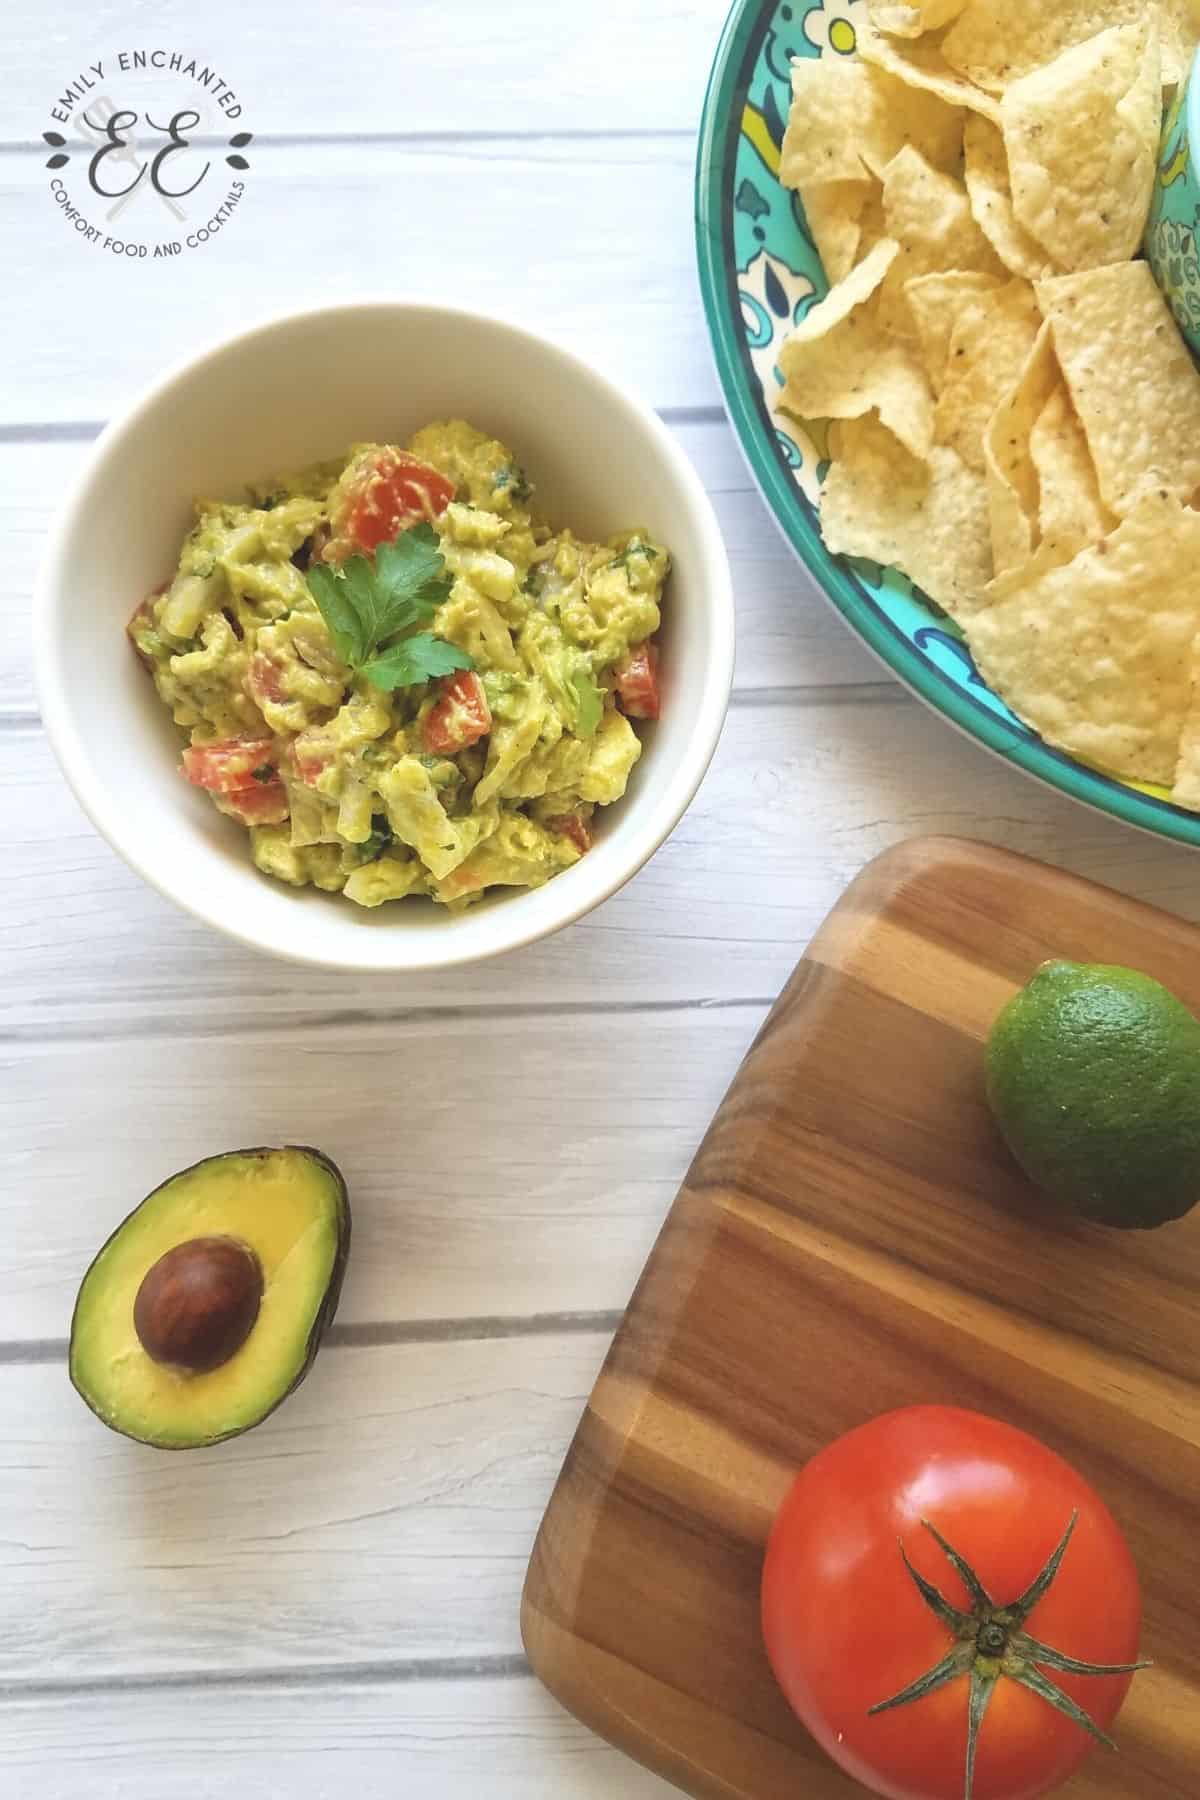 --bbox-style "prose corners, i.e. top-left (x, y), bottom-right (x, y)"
top-left (71, 1146), bottom-right (349, 1448)
top-left (133, 1235), bottom-right (264, 1373)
